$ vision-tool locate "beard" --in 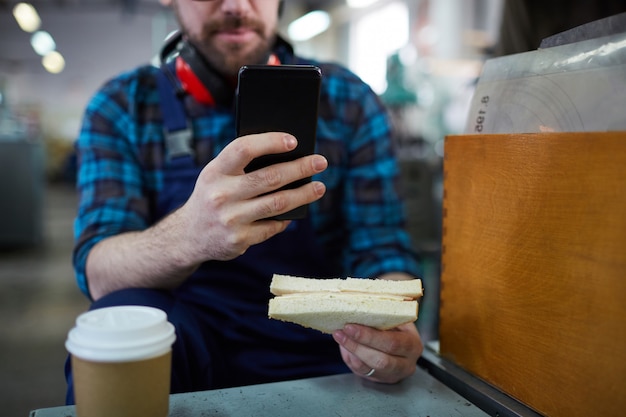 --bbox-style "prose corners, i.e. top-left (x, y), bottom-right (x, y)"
top-left (185, 14), bottom-right (276, 78)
